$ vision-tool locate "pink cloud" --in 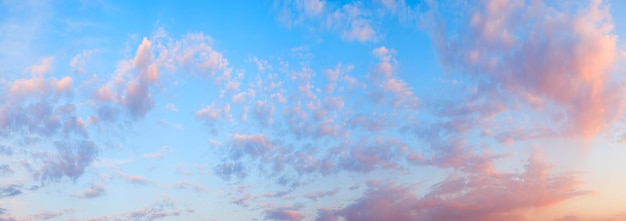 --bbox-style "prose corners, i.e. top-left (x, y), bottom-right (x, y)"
top-left (337, 139), bottom-right (406, 172)
top-left (70, 49), bottom-right (98, 74)
top-left (84, 30), bottom-right (237, 132)
top-left (196, 103), bottom-right (230, 123)
top-left (369, 46), bottom-right (419, 109)
top-left (133, 38), bottom-right (153, 70)
top-left (230, 193), bottom-right (257, 207)
top-left (253, 100), bottom-right (275, 126)
top-left (173, 180), bottom-right (209, 193)
top-left (277, 0), bottom-right (378, 43)
top-left (94, 85), bottom-right (115, 102)
top-left (26, 57), bottom-right (54, 75)
top-left (265, 207), bottom-right (303, 221)
top-left (75, 184), bottom-right (106, 199)
top-left (323, 97), bottom-right (344, 111)
top-left (0, 73), bottom-right (100, 185)
top-left (116, 172), bottom-right (147, 185)
top-left (231, 133), bottom-right (273, 158)
top-left (301, 0), bottom-right (325, 17)
top-left (348, 114), bottom-right (389, 132)
top-left (335, 3), bottom-right (378, 42)
top-left (168, 33), bottom-right (230, 79)
top-left (143, 153), bottom-right (162, 160)
top-left (430, 0), bottom-right (622, 137)
top-left (343, 19), bottom-right (377, 42)
top-left (29, 209), bottom-right (75, 220)
top-left (86, 199), bottom-right (192, 221)
top-left (121, 38), bottom-right (161, 120)
top-left (320, 155), bottom-right (588, 221)
top-left (8, 76), bottom-right (73, 100)
top-left (90, 37), bottom-right (161, 121)
top-left (123, 80), bottom-right (153, 120)
top-left (142, 146), bottom-right (170, 160)
top-left (304, 188), bottom-right (339, 201)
